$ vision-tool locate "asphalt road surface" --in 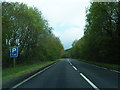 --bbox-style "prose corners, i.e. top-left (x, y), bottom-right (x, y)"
top-left (12, 59), bottom-right (120, 89)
